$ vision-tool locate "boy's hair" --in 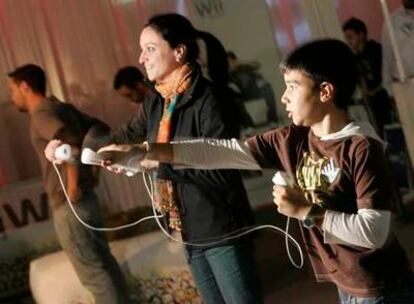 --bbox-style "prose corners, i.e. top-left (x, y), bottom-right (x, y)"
top-left (113, 66), bottom-right (145, 90)
top-left (8, 64), bottom-right (46, 96)
top-left (342, 17), bottom-right (367, 35)
top-left (280, 39), bottom-right (357, 110)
